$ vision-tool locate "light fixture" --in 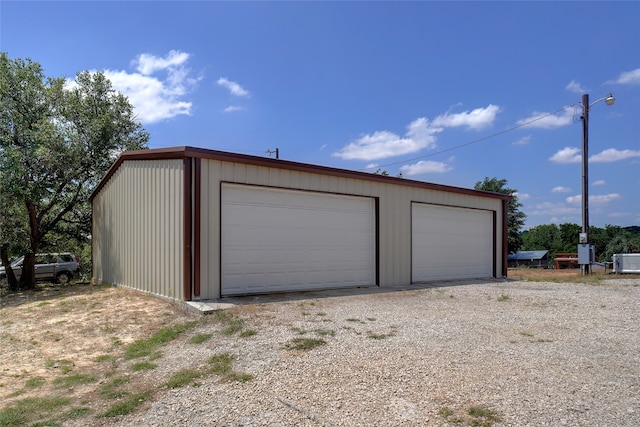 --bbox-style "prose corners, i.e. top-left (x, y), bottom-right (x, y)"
top-left (604, 92), bottom-right (615, 106)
